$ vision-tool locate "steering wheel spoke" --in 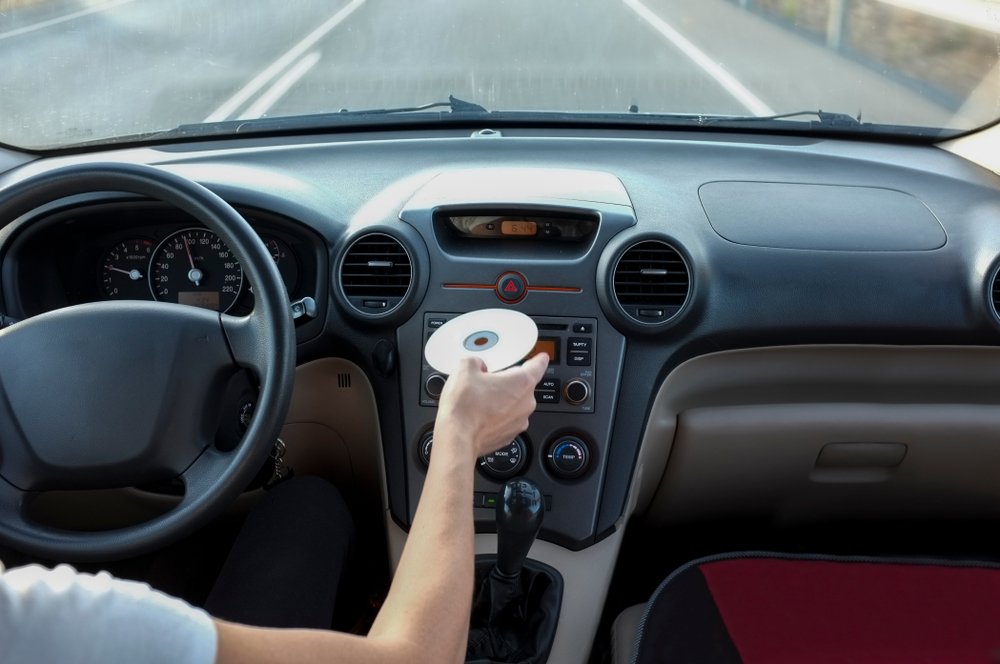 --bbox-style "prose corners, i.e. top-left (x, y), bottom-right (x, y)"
top-left (221, 310), bottom-right (271, 376)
